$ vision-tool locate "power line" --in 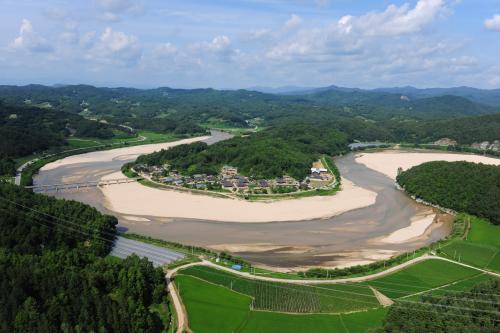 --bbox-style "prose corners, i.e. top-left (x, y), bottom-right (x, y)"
top-left (1, 195), bottom-right (498, 306)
